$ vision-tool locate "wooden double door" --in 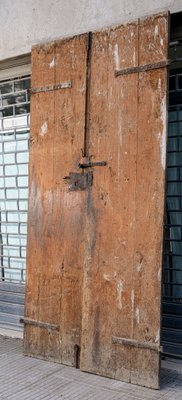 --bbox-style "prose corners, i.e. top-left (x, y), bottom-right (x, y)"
top-left (24, 12), bottom-right (169, 389)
